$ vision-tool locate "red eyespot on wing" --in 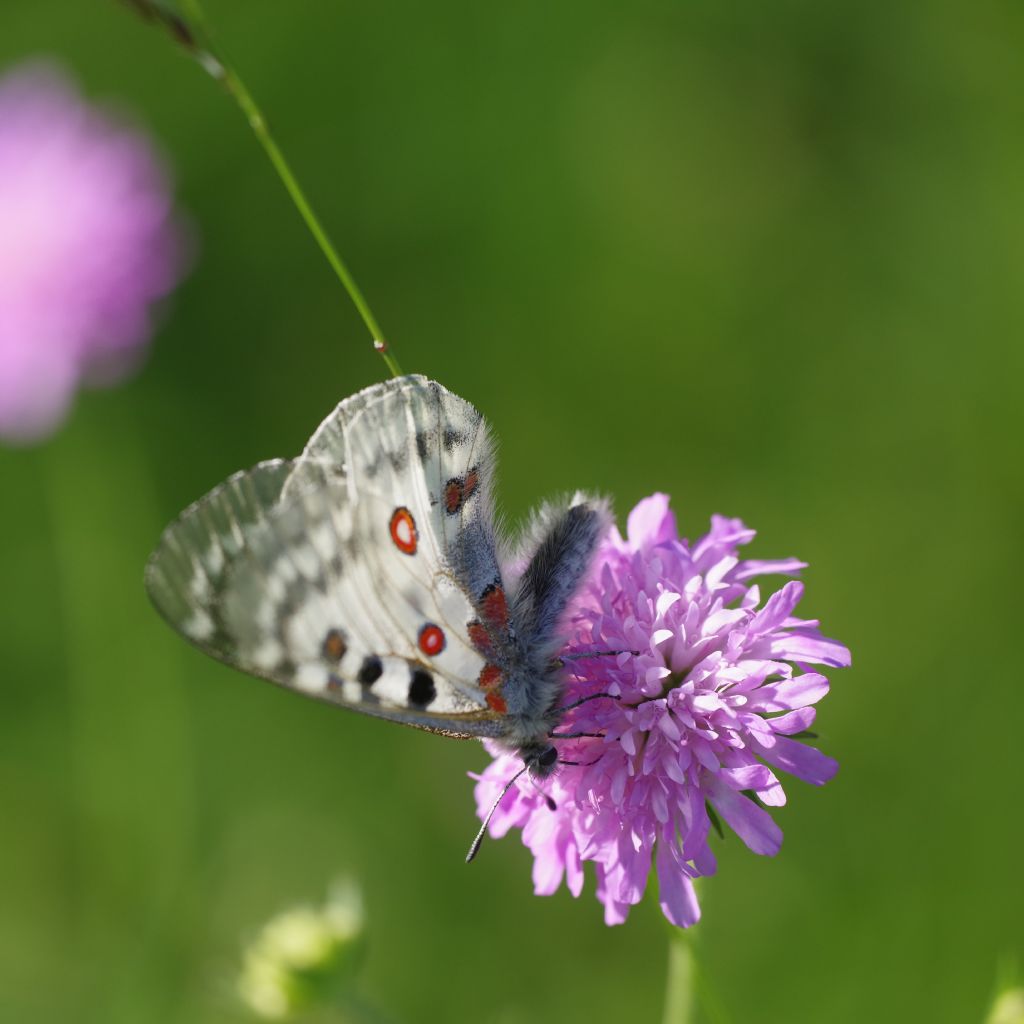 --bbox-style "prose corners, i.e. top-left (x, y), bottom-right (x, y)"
top-left (390, 507), bottom-right (417, 554)
top-left (467, 620), bottom-right (495, 656)
top-left (418, 623), bottom-right (446, 657)
top-left (444, 469), bottom-right (480, 516)
top-left (478, 663), bottom-right (503, 690)
top-left (480, 583), bottom-right (508, 633)
top-left (444, 478), bottom-right (463, 515)
top-left (486, 692), bottom-right (508, 714)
